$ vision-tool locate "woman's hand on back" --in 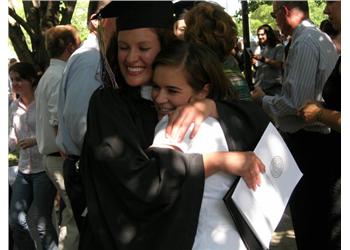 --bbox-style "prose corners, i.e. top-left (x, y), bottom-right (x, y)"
top-left (166, 99), bottom-right (217, 142)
